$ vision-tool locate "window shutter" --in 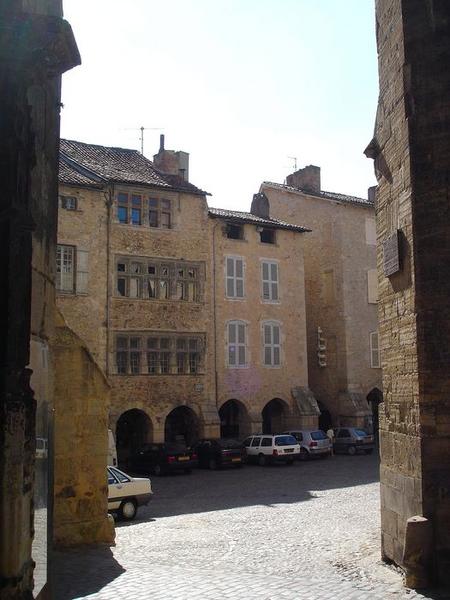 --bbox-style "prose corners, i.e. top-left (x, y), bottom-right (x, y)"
top-left (370, 332), bottom-right (380, 368)
top-left (367, 269), bottom-right (378, 304)
top-left (76, 249), bottom-right (89, 294)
